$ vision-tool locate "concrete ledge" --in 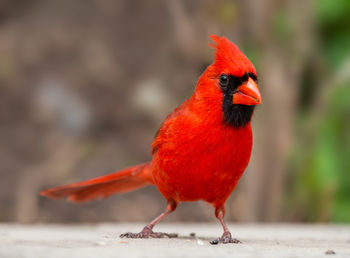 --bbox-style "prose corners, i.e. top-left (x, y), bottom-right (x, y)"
top-left (0, 224), bottom-right (349, 258)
